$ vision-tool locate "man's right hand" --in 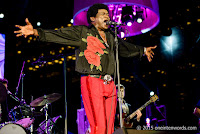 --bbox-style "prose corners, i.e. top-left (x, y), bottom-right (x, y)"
top-left (14, 18), bottom-right (38, 38)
